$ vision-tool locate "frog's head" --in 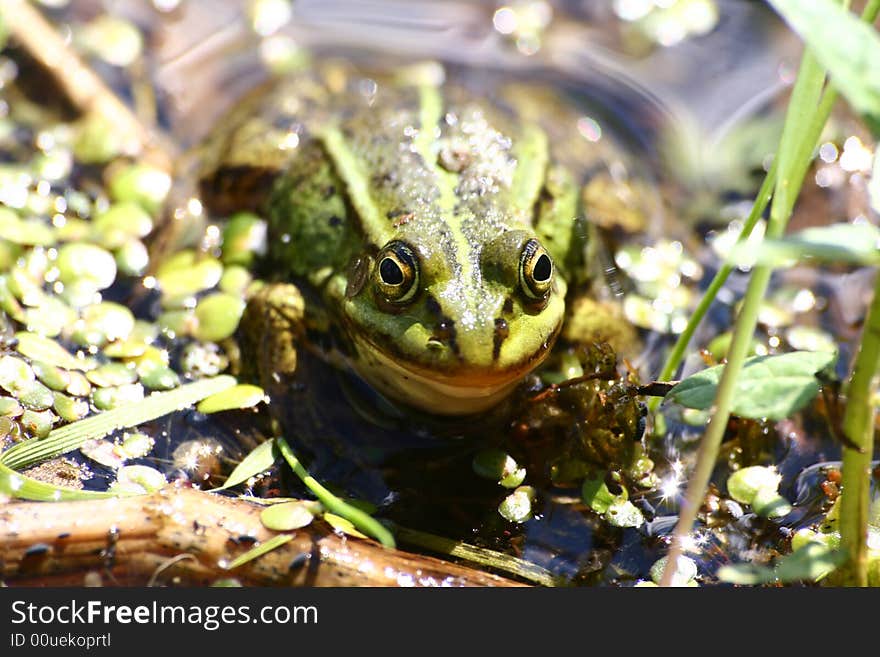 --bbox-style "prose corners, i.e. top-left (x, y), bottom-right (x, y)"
top-left (336, 227), bottom-right (566, 415)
